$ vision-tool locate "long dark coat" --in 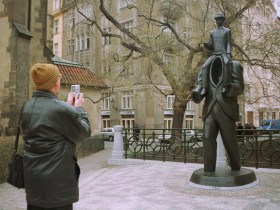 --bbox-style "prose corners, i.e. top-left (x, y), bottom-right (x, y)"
top-left (21, 90), bottom-right (91, 208)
